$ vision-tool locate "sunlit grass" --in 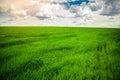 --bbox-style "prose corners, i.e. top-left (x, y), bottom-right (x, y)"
top-left (0, 27), bottom-right (120, 80)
